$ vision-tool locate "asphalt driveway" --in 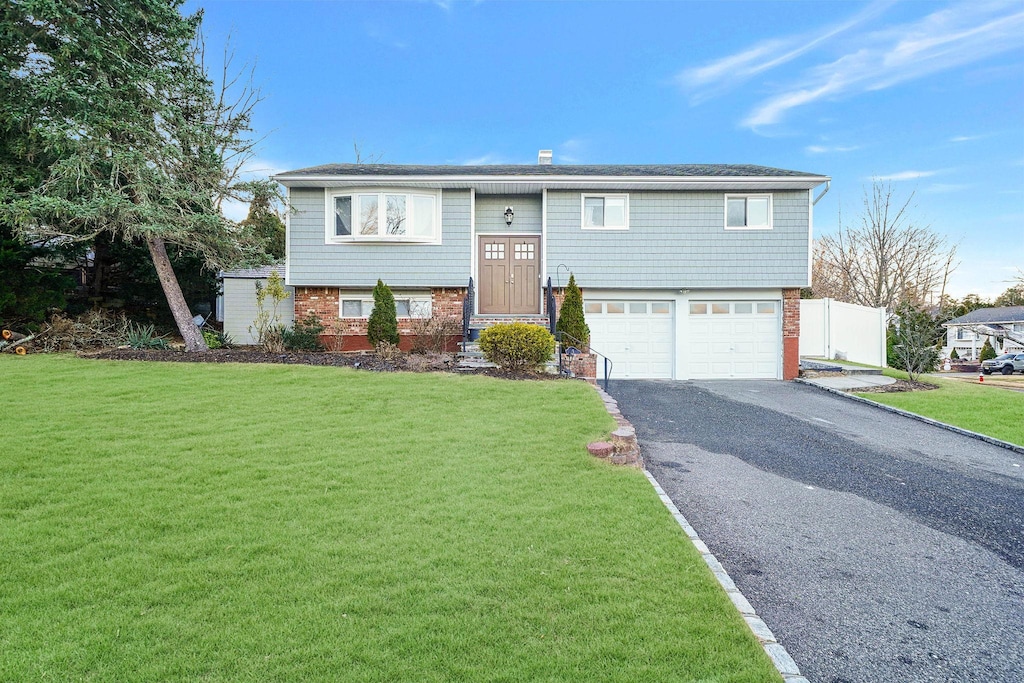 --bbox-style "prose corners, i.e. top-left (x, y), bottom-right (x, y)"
top-left (609, 379), bottom-right (1024, 683)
